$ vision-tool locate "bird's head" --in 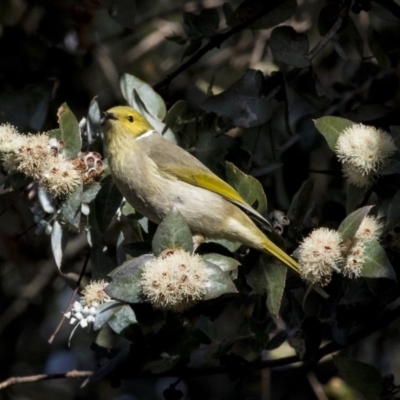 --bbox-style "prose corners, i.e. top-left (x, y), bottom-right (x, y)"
top-left (101, 106), bottom-right (154, 139)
